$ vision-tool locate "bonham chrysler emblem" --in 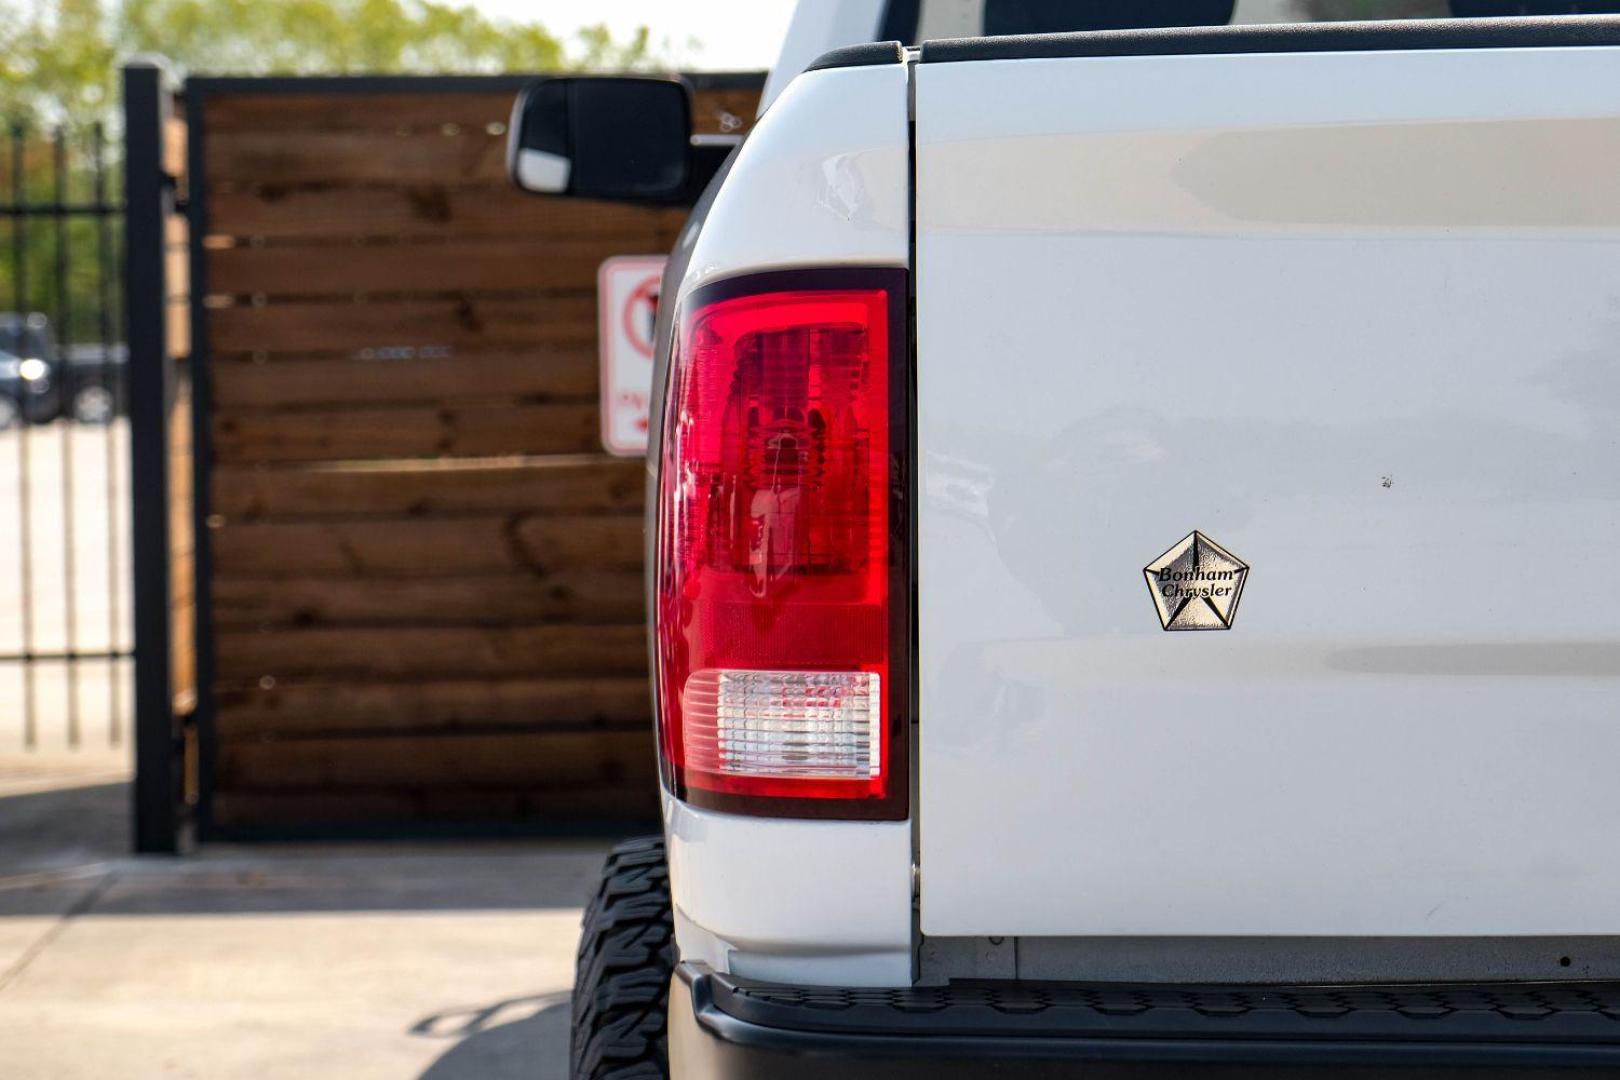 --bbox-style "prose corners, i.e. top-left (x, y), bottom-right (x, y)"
top-left (1144, 531), bottom-right (1248, 631)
